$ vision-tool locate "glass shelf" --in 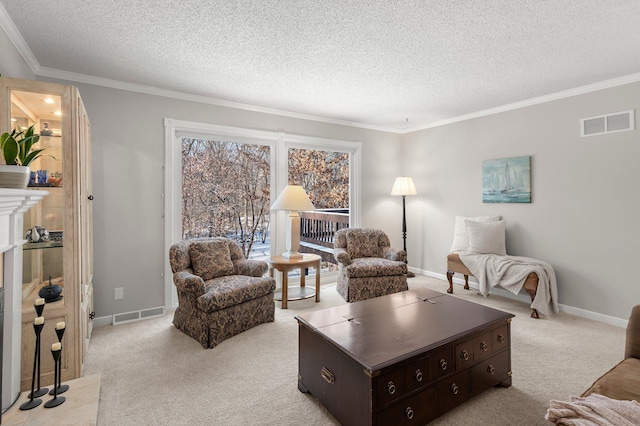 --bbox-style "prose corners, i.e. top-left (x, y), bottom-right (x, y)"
top-left (28, 184), bottom-right (63, 188)
top-left (23, 241), bottom-right (63, 250)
